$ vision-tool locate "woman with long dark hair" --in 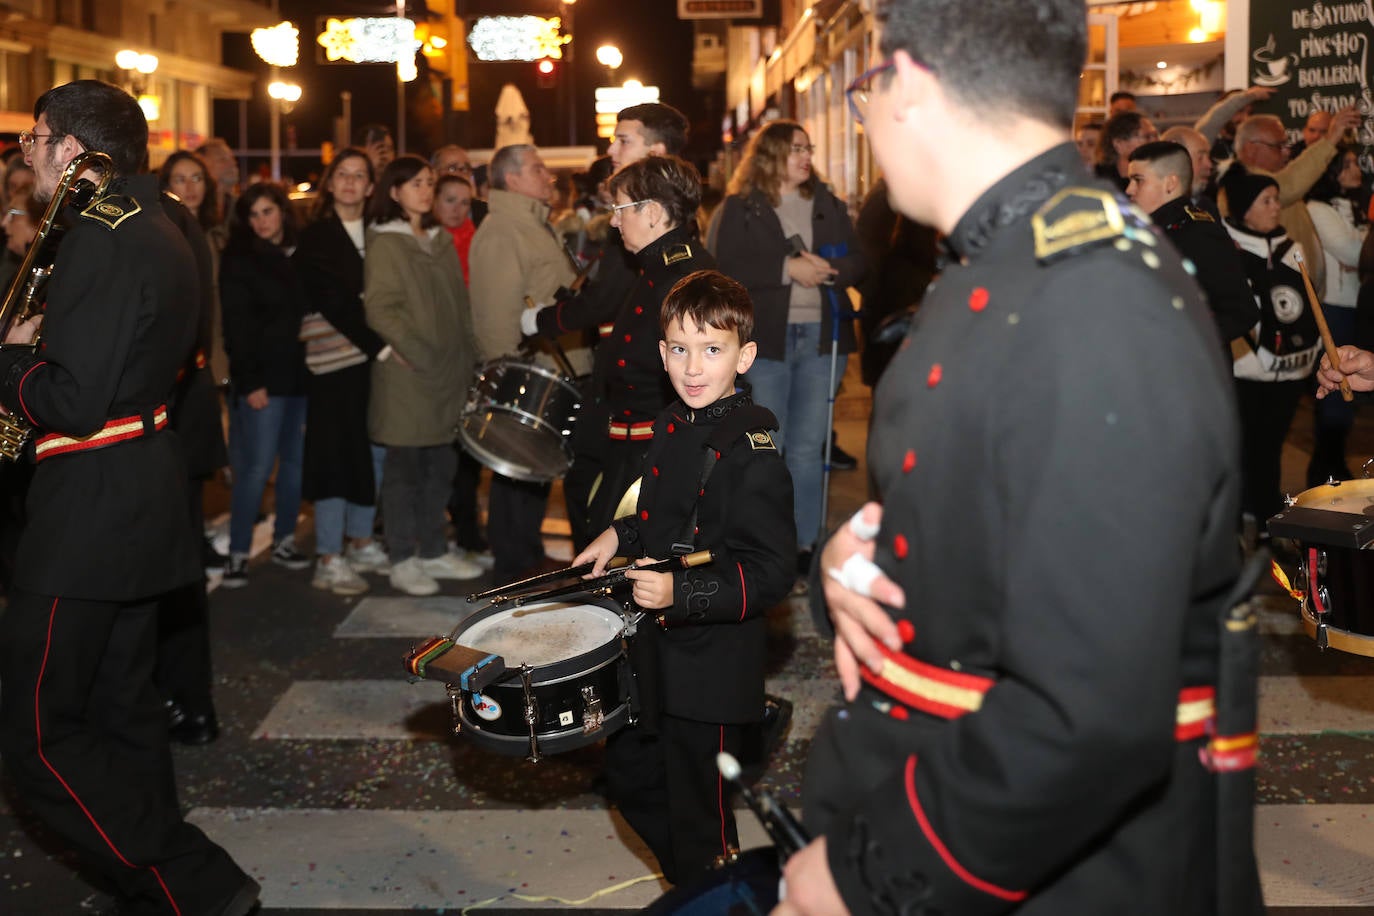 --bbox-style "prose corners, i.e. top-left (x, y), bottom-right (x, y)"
top-left (295, 147), bottom-right (392, 594)
top-left (219, 183), bottom-right (309, 587)
top-left (711, 120), bottom-right (864, 571)
top-left (364, 155), bottom-right (481, 595)
top-left (158, 150), bottom-right (220, 230)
